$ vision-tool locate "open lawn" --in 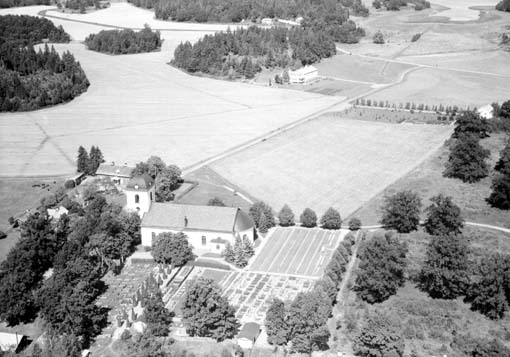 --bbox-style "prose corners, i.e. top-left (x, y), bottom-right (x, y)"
top-left (349, 133), bottom-right (510, 228)
top-left (211, 116), bottom-right (451, 218)
top-left (249, 227), bottom-right (346, 278)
